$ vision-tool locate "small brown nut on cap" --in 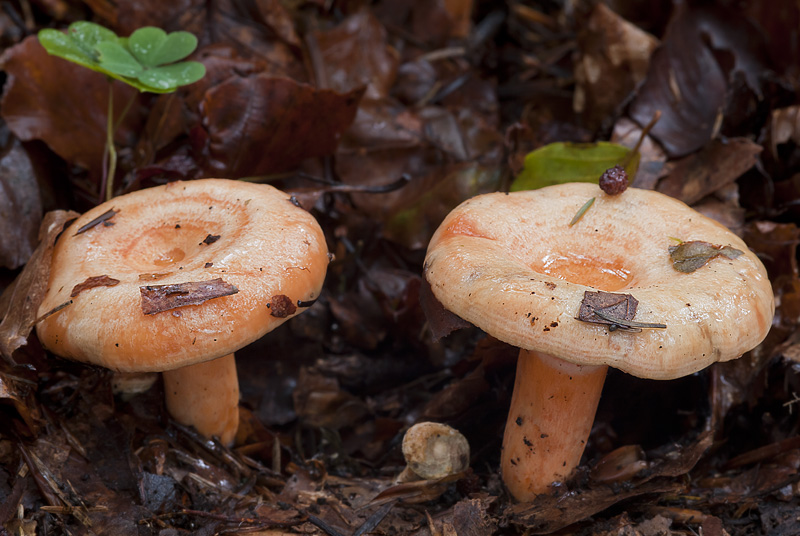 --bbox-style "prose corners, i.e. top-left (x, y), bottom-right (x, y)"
top-left (401, 422), bottom-right (470, 481)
